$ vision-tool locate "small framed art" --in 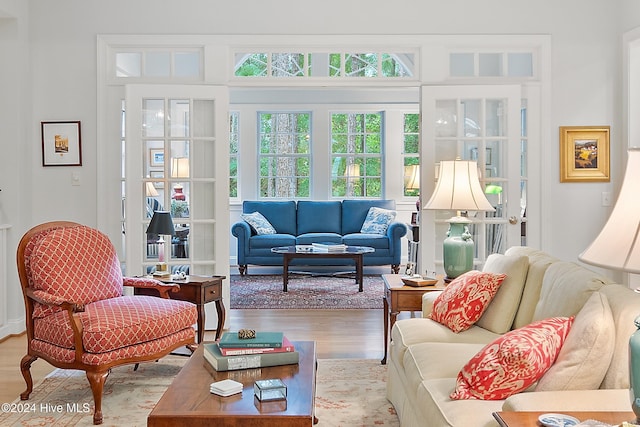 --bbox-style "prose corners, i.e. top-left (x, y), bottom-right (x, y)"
top-left (41, 121), bottom-right (82, 167)
top-left (559, 126), bottom-right (610, 182)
